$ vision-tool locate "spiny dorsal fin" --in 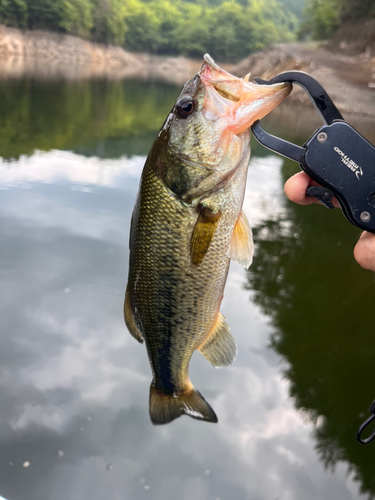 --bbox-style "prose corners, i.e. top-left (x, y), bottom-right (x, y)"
top-left (229, 210), bottom-right (254, 269)
top-left (198, 312), bottom-right (237, 367)
top-left (149, 383), bottom-right (218, 425)
top-left (191, 206), bottom-right (221, 266)
top-left (124, 285), bottom-right (144, 344)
